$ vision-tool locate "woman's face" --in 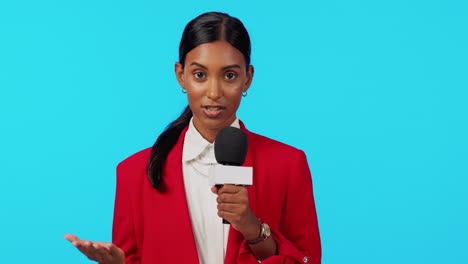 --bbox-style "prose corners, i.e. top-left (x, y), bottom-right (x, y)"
top-left (175, 40), bottom-right (254, 142)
